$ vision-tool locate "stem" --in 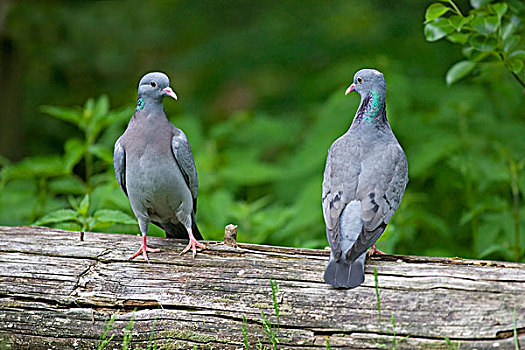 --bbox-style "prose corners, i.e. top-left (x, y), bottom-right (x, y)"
top-left (447, 0), bottom-right (464, 17)
top-left (499, 53), bottom-right (525, 90)
top-left (85, 133), bottom-right (94, 193)
top-left (510, 161), bottom-right (521, 261)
